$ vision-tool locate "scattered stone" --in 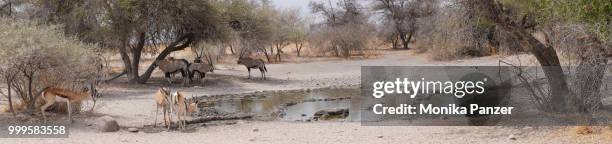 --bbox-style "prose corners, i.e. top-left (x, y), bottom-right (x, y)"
top-left (127, 128), bottom-right (139, 133)
top-left (285, 102), bottom-right (298, 107)
top-left (301, 114), bottom-right (307, 117)
top-left (95, 116), bottom-right (120, 132)
top-left (314, 108), bottom-right (349, 120)
top-left (252, 128), bottom-right (259, 132)
top-left (16, 113), bottom-right (27, 119)
top-left (224, 121), bottom-right (238, 125)
top-left (508, 134), bottom-right (517, 140)
top-left (522, 126), bottom-right (533, 131)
